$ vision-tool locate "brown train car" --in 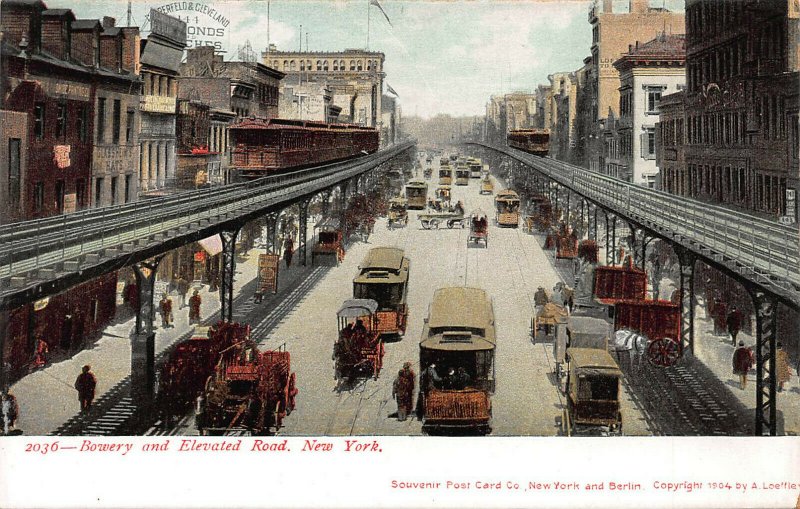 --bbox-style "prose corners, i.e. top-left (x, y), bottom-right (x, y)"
top-left (507, 129), bottom-right (550, 156)
top-left (230, 118), bottom-right (379, 179)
